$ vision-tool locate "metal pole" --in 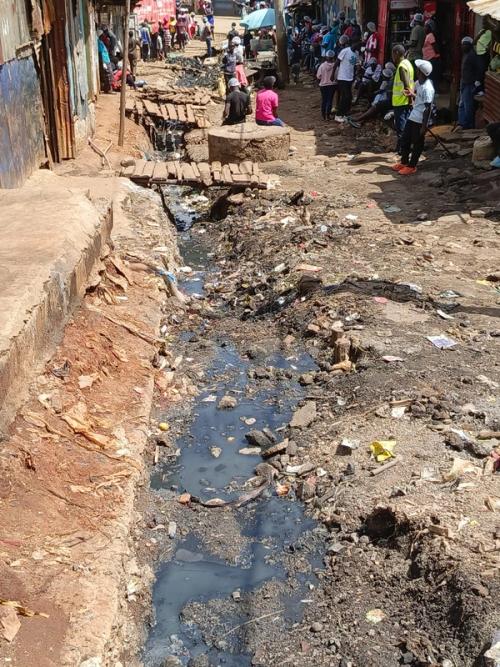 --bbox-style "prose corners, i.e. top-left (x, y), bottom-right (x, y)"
top-left (118, 0), bottom-right (131, 146)
top-left (274, 0), bottom-right (289, 85)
